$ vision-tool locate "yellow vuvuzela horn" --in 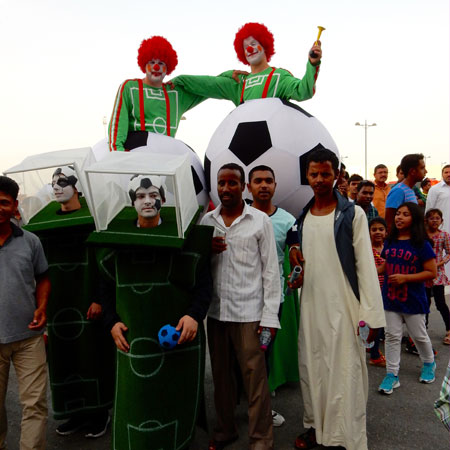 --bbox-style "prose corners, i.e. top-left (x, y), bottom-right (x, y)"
top-left (315, 26), bottom-right (326, 45)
